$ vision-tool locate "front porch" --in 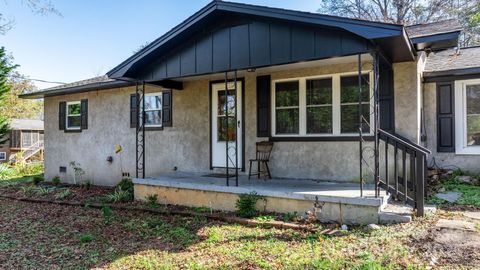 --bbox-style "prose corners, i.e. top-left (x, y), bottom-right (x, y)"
top-left (133, 172), bottom-right (391, 225)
